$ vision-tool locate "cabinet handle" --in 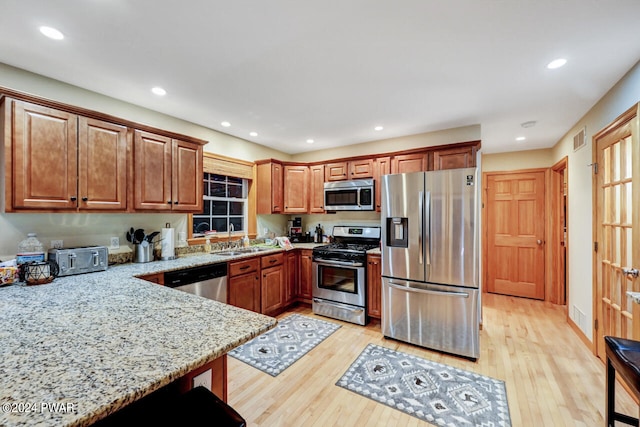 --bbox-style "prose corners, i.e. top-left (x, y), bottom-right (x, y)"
top-left (82, 197), bottom-right (88, 202)
top-left (167, 200), bottom-right (173, 204)
top-left (240, 265), bottom-right (250, 271)
top-left (269, 259), bottom-right (276, 264)
top-left (174, 201), bottom-right (179, 205)
top-left (70, 196), bottom-right (77, 202)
